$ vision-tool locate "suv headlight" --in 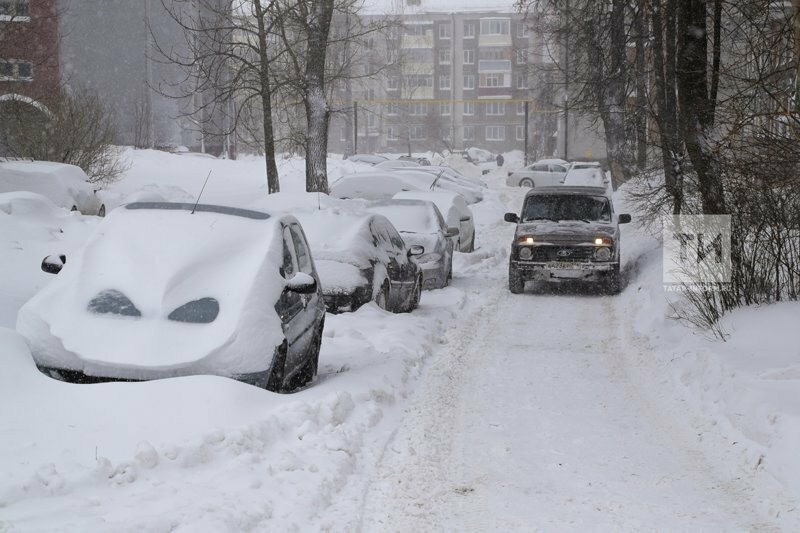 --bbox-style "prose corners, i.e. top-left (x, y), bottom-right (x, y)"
top-left (594, 247), bottom-right (612, 261)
